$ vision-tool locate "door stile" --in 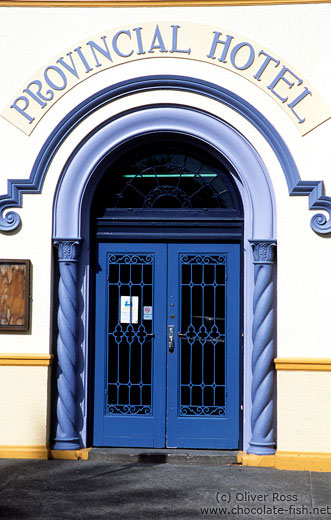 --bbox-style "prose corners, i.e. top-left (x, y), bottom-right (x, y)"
top-left (165, 245), bottom-right (179, 448)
